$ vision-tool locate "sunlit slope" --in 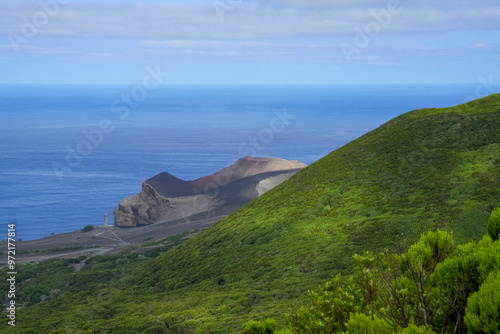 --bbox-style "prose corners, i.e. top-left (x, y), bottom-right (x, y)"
top-left (18, 94), bottom-right (500, 333)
